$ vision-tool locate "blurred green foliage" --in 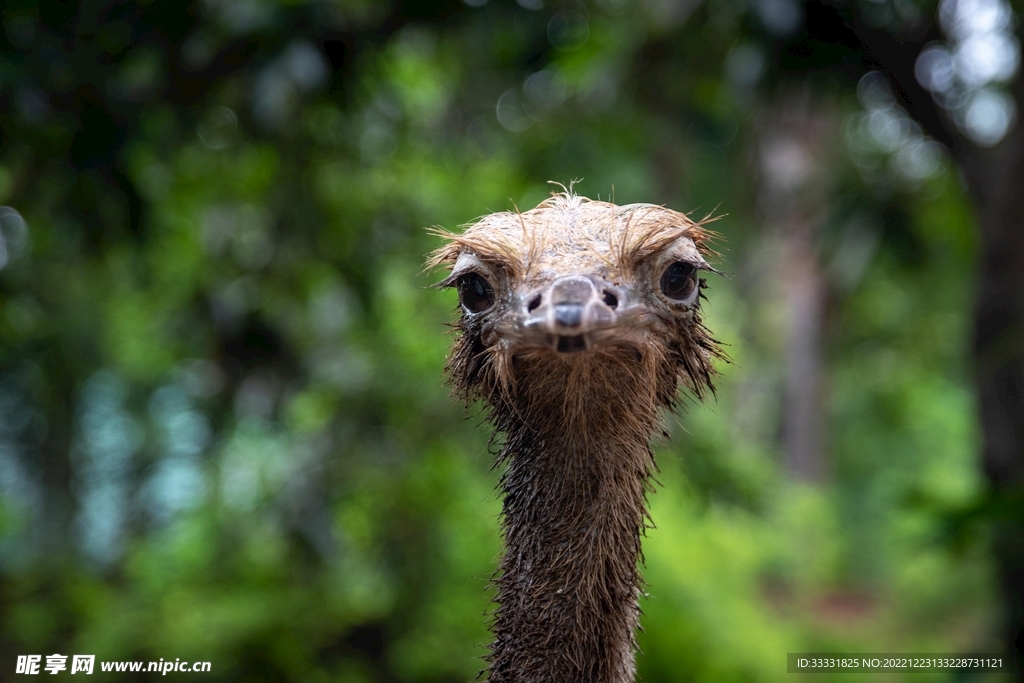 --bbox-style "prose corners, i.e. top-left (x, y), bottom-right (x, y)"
top-left (0, 0), bottom-right (1002, 681)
